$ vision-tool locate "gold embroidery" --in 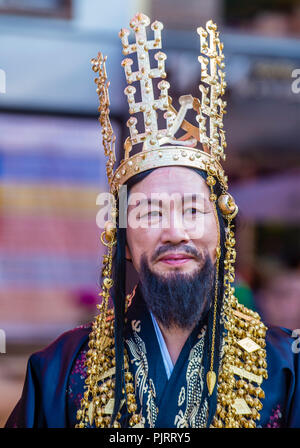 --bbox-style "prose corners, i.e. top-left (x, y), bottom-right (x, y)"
top-left (174, 410), bottom-right (189, 428)
top-left (178, 387), bottom-right (186, 407)
top-left (146, 379), bottom-right (158, 428)
top-left (174, 326), bottom-right (208, 428)
top-left (126, 334), bottom-right (148, 406)
top-left (131, 320), bottom-right (141, 332)
top-left (126, 327), bottom-right (158, 427)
